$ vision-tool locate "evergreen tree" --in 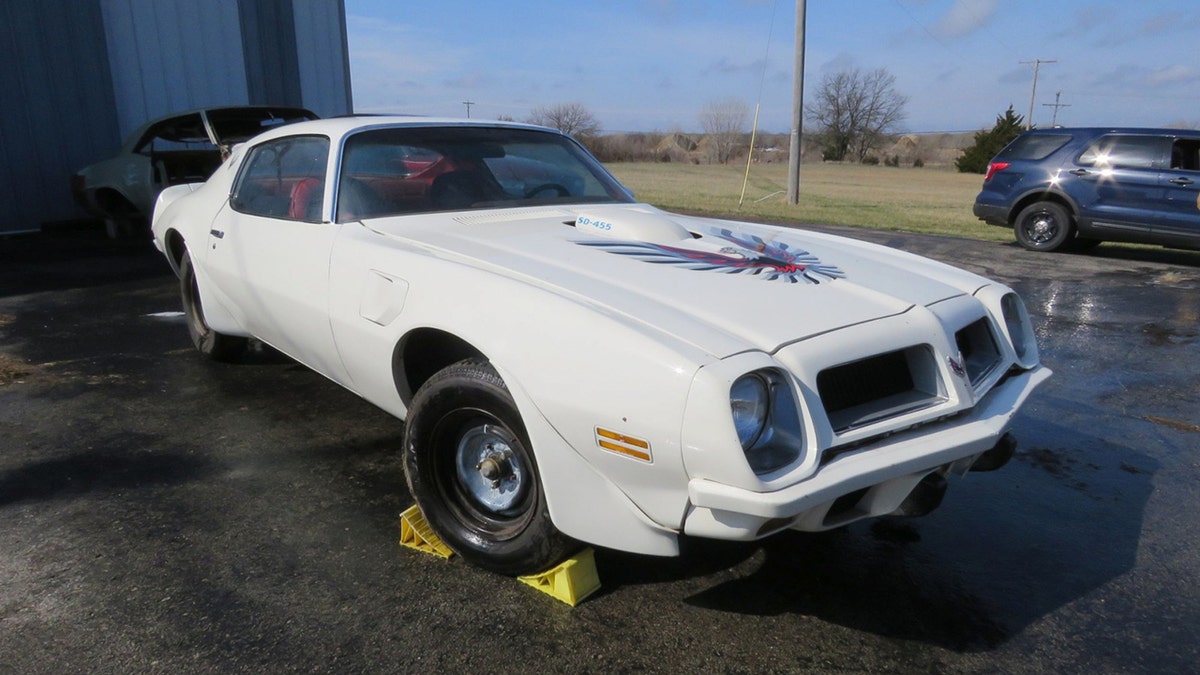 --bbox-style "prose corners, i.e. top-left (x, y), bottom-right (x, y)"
top-left (956, 107), bottom-right (1025, 173)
